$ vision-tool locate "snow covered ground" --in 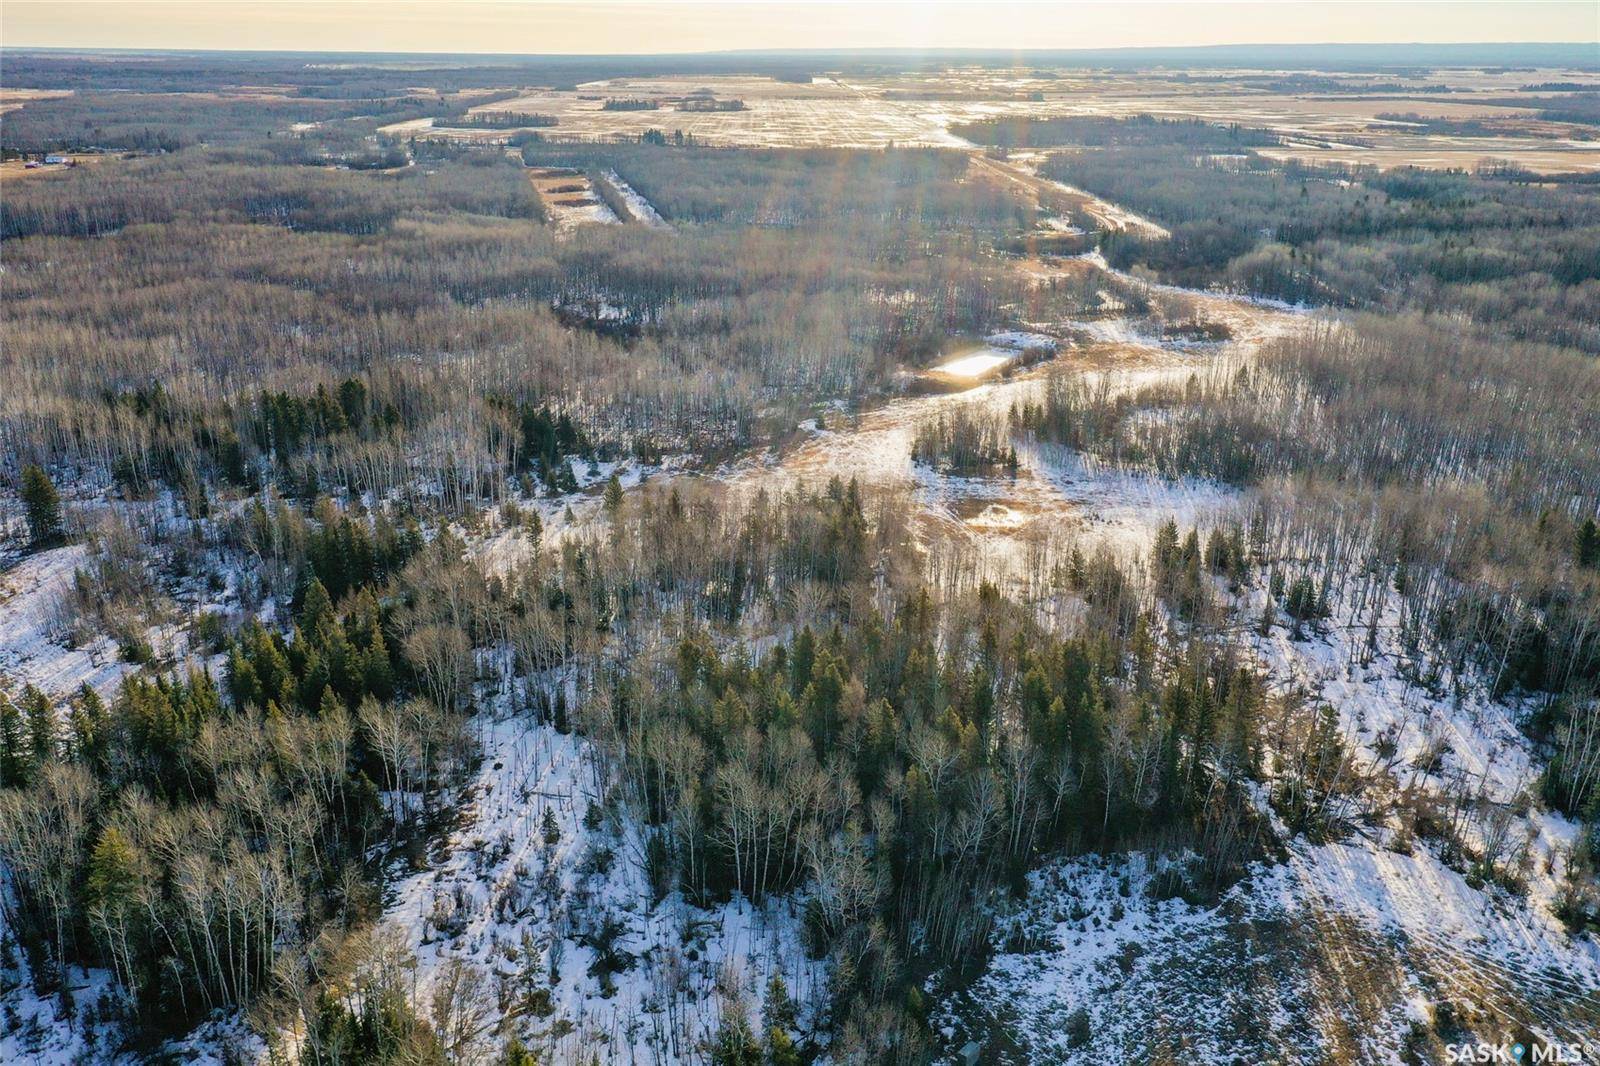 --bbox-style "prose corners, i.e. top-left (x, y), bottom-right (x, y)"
top-left (1239, 569), bottom-right (1591, 924)
top-left (985, 330), bottom-right (1059, 352)
top-left (935, 838), bottom-right (1600, 1064)
top-left (603, 169), bottom-right (671, 229)
top-left (1040, 217), bottom-right (1086, 235)
top-left (0, 877), bottom-right (261, 1066)
top-left (381, 705), bottom-right (824, 1064)
top-left (532, 168), bottom-right (621, 232)
top-left (1075, 315), bottom-right (1226, 352)
top-left (1035, 175), bottom-right (1171, 240)
top-left (3, 254), bottom-right (1586, 1063)
top-left (932, 348), bottom-right (1013, 378)
top-left (1019, 444), bottom-right (1240, 560)
top-left (708, 294), bottom-right (1270, 591)
top-left (558, 199), bottom-right (620, 228)
top-left (1, 930), bottom-right (124, 1066)
top-left (931, 522), bottom-right (1599, 1063)
top-left (0, 536), bottom-right (260, 1064)
top-left (0, 544), bottom-right (132, 701)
